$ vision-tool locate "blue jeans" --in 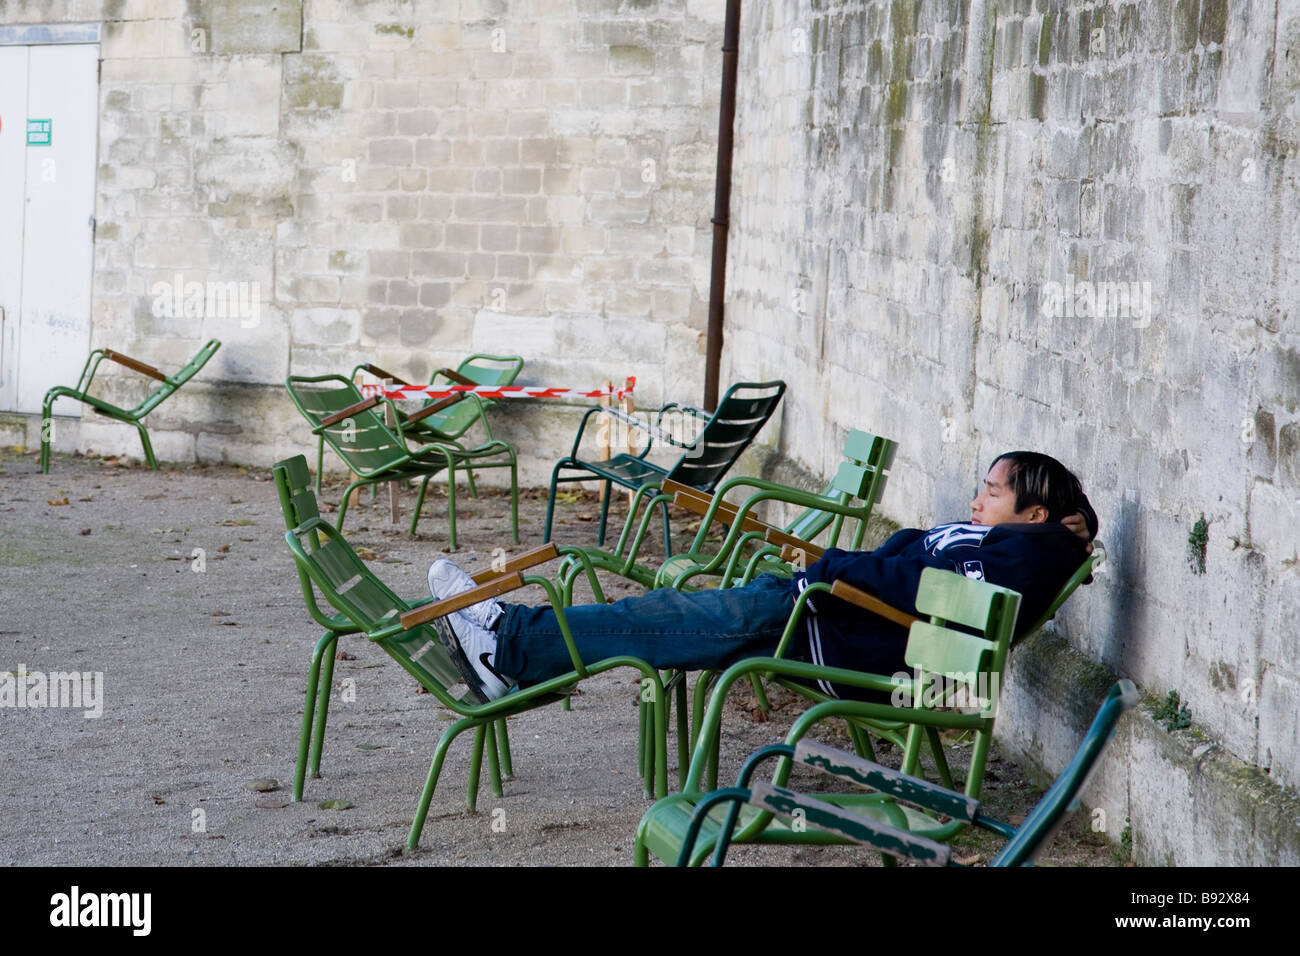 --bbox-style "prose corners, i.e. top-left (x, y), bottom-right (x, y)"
top-left (494, 575), bottom-right (801, 685)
